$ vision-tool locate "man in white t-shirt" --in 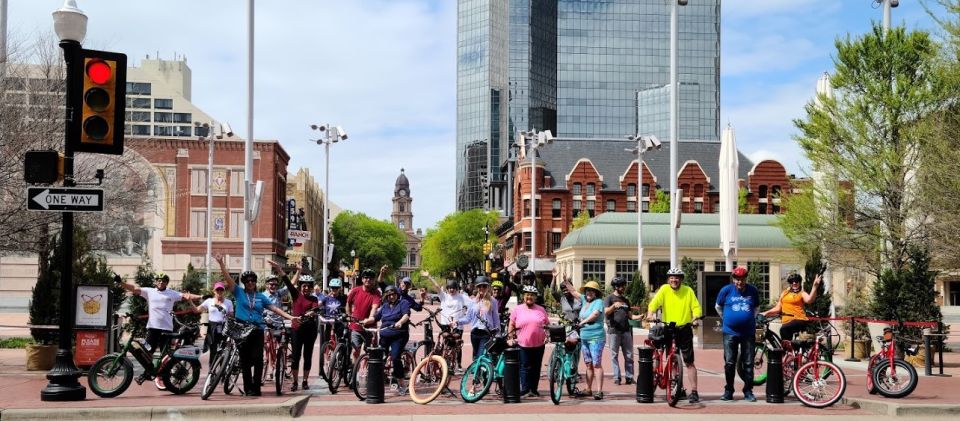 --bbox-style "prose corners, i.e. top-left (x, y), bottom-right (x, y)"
top-left (118, 273), bottom-right (202, 354)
